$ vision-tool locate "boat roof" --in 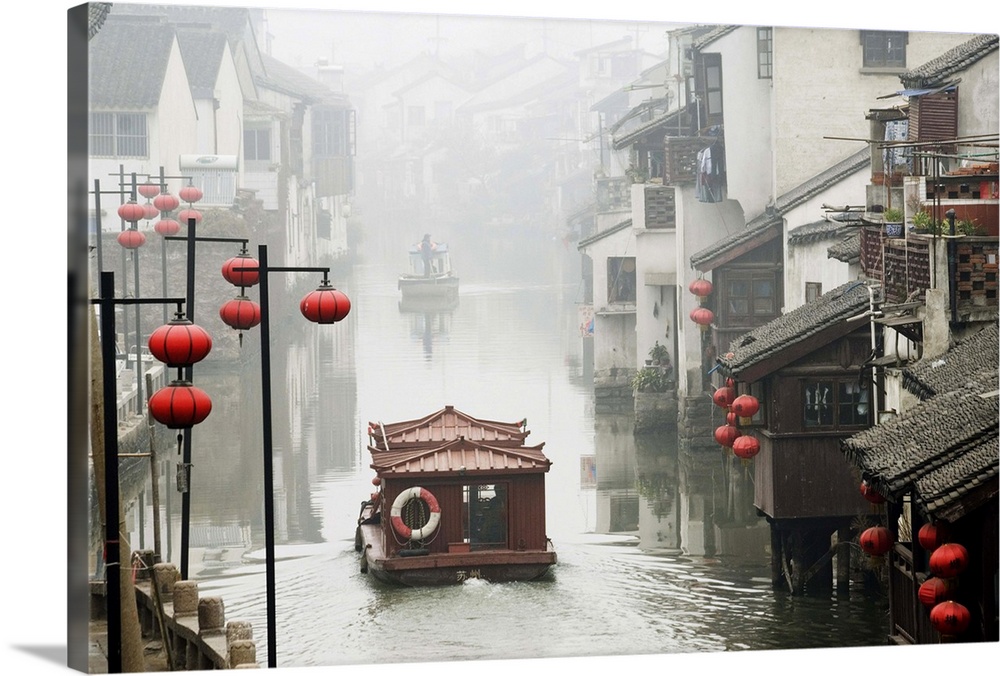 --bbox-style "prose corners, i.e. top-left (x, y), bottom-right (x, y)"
top-left (368, 437), bottom-right (551, 477)
top-left (368, 405), bottom-right (529, 450)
